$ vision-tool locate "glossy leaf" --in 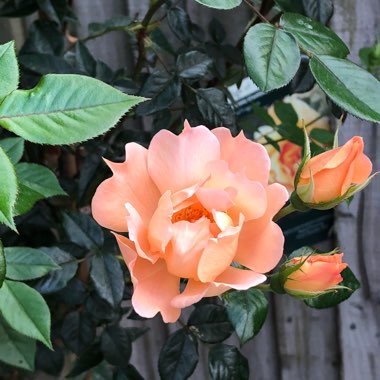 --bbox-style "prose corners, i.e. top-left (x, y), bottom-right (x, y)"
top-left (0, 74), bottom-right (145, 144)
top-left (0, 242), bottom-right (5, 288)
top-left (158, 329), bottom-right (199, 380)
top-left (0, 280), bottom-right (52, 348)
top-left (167, 7), bottom-right (192, 45)
top-left (14, 163), bottom-right (66, 216)
top-left (280, 13), bottom-right (349, 58)
top-left (208, 344), bottom-right (249, 380)
top-left (177, 51), bottom-right (212, 79)
top-left (61, 310), bottom-right (95, 354)
top-left (19, 53), bottom-right (75, 75)
top-left (34, 247), bottom-right (77, 294)
top-left (0, 317), bottom-right (36, 371)
top-left (194, 0), bottom-right (242, 10)
top-left (0, 137), bottom-right (24, 164)
top-left (90, 254), bottom-right (124, 308)
top-left (302, 0), bottom-right (333, 24)
top-left (4, 246), bottom-right (60, 281)
top-left (0, 146), bottom-right (17, 230)
top-left (0, 0), bottom-right (38, 17)
top-left (36, 0), bottom-right (67, 24)
top-left (244, 24), bottom-right (300, 92)
top-left (196, 88), bottom-right (235, 129)
top-left (0, 41), bottom-right (19, 98)
top-left (305, 267), bottom-right (360, 308)
top-left (223, 289), bottom-right (268, 345)
top-left (100, 325), bottom-right (132, 367)
top-left (310, 55), bottom-right (380, 123)
top-left (188, 304), bottom-right (233, 343)
top-left (274, 0), bottom-right (305, 13)
top-left (62, 212), bottom-right (104, 250)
